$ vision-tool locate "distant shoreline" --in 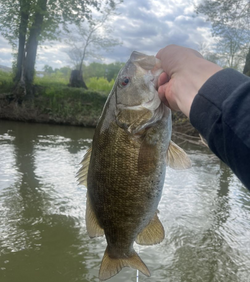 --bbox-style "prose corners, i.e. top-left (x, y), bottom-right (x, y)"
top-left (0, 100), bottom-right (98, 127)
top-left (0, 89), bottom-right (107, 127)
top-left (0, 96), bottom-right (199, 144)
